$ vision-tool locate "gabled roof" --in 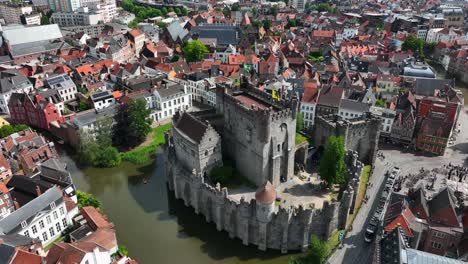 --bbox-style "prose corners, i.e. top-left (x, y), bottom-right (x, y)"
top-left (0, 187), bottom-right (62, 235)
top-left (317, 86), bottom-right (344, 107)
top-left (174, 112), bottom-right (208, 143)
top-left (428, 187), bottom-right (459, 226)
